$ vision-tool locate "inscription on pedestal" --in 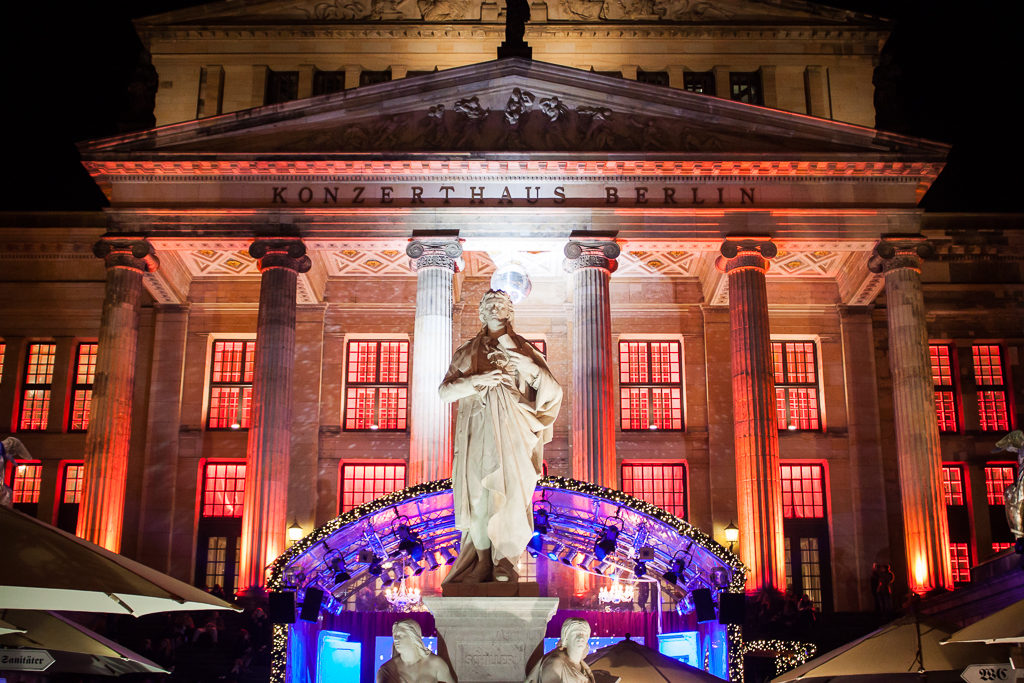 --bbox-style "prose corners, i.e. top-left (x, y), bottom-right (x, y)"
top-left (456, 640), bottom-right (524, 679)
